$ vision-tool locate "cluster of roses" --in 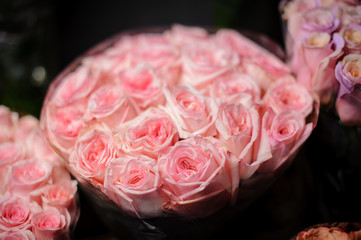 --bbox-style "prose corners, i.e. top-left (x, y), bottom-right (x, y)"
top-left (281, 0), bottom-right (361, 125)
top-left (40, 25), bottom-right (318, 219)
top-left (0, 106), bottom-right (78, 240)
